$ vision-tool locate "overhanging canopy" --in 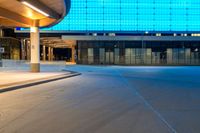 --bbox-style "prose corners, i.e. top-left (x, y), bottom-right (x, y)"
top-left (0, 0), bottom-right (70, 28)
